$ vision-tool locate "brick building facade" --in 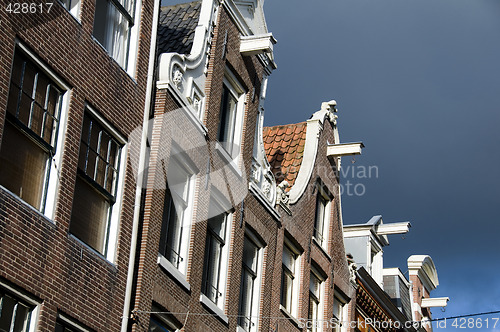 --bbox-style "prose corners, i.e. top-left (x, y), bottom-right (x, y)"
top-left (0, 0), bottom-right (156, 330)
top-left (0, 1), bottom-right (446, 332)
top-left (126, 1), bottom-right (360, 331)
